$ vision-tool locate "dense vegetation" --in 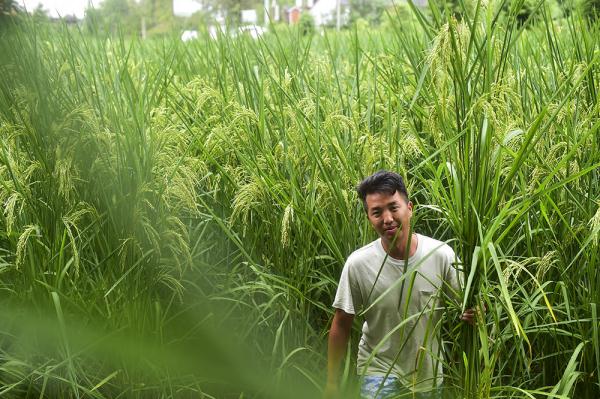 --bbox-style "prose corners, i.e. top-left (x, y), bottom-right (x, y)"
top-left (0, 1), bottom-right (599, 398)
